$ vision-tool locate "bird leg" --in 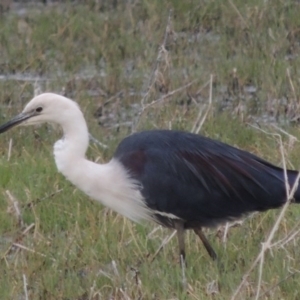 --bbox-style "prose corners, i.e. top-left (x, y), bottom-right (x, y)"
top-left (174, 220), bottom-right (186, 266)
top-left (194, 227), bottom-right (217, 260)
